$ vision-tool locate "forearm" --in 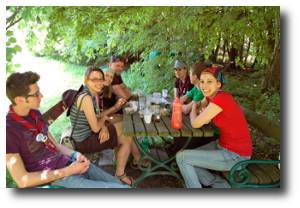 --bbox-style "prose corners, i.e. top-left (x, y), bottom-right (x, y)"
top-left (182, 103), bottom-right (192, 115)
top-left (190, 104), bottom-right (199, 127)
top-left (16, 167), bottom-right (69, 188)
top-left (180, 95), bottom-right (189, 104)
top-left (97, 117), bottom-right (106, 130)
